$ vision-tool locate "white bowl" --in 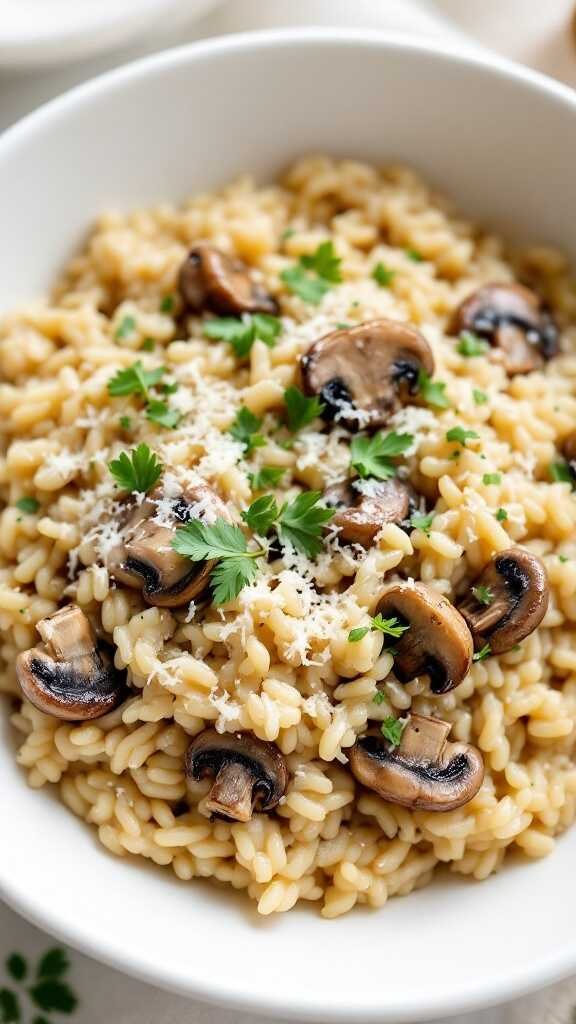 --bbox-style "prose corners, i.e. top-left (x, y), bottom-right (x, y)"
top-left (1, 29), bottom-right (576, 1023)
